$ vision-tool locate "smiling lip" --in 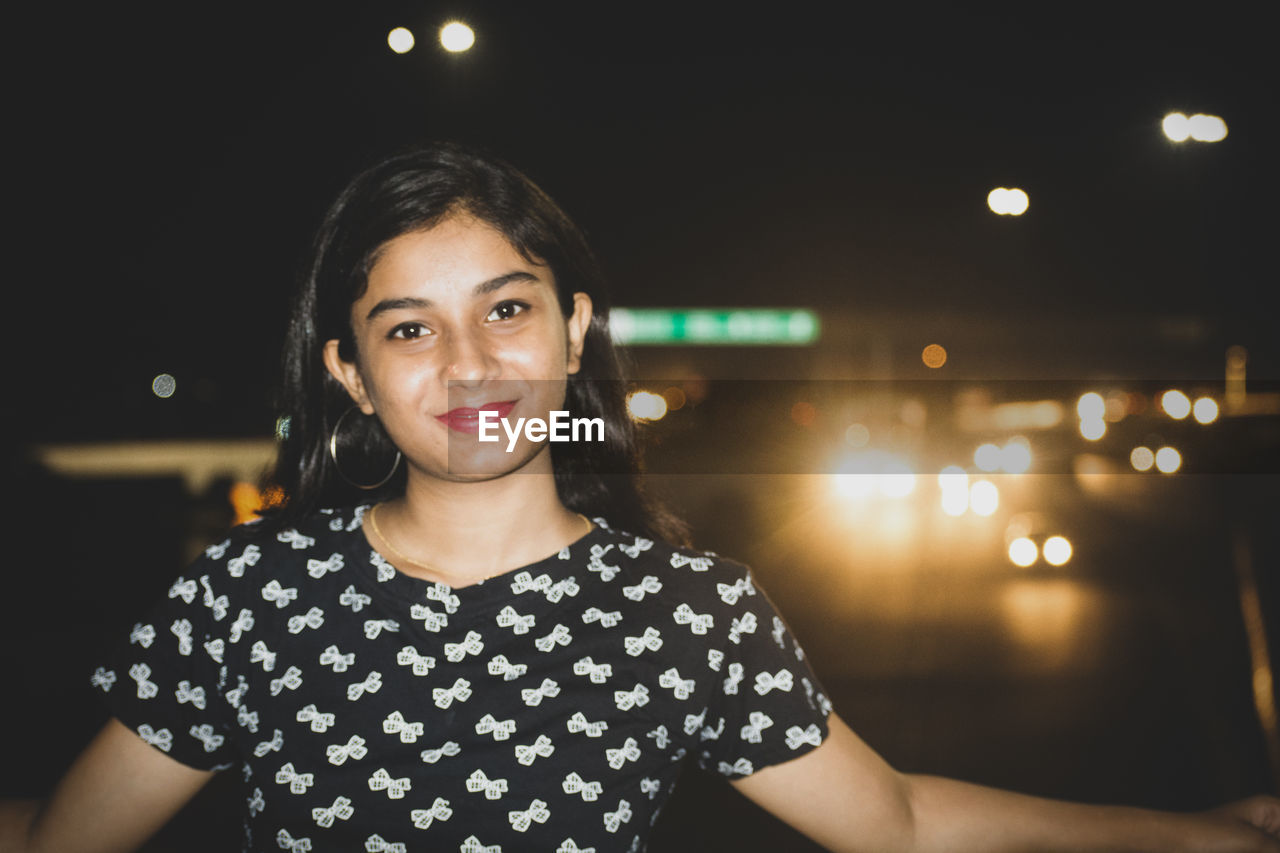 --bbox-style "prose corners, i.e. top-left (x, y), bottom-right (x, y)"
top-left (436, 401), bottom-right (517, 434)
